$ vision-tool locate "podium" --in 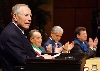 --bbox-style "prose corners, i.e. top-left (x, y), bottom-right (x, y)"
top-left (26, 53), bottom-right (86, 71)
